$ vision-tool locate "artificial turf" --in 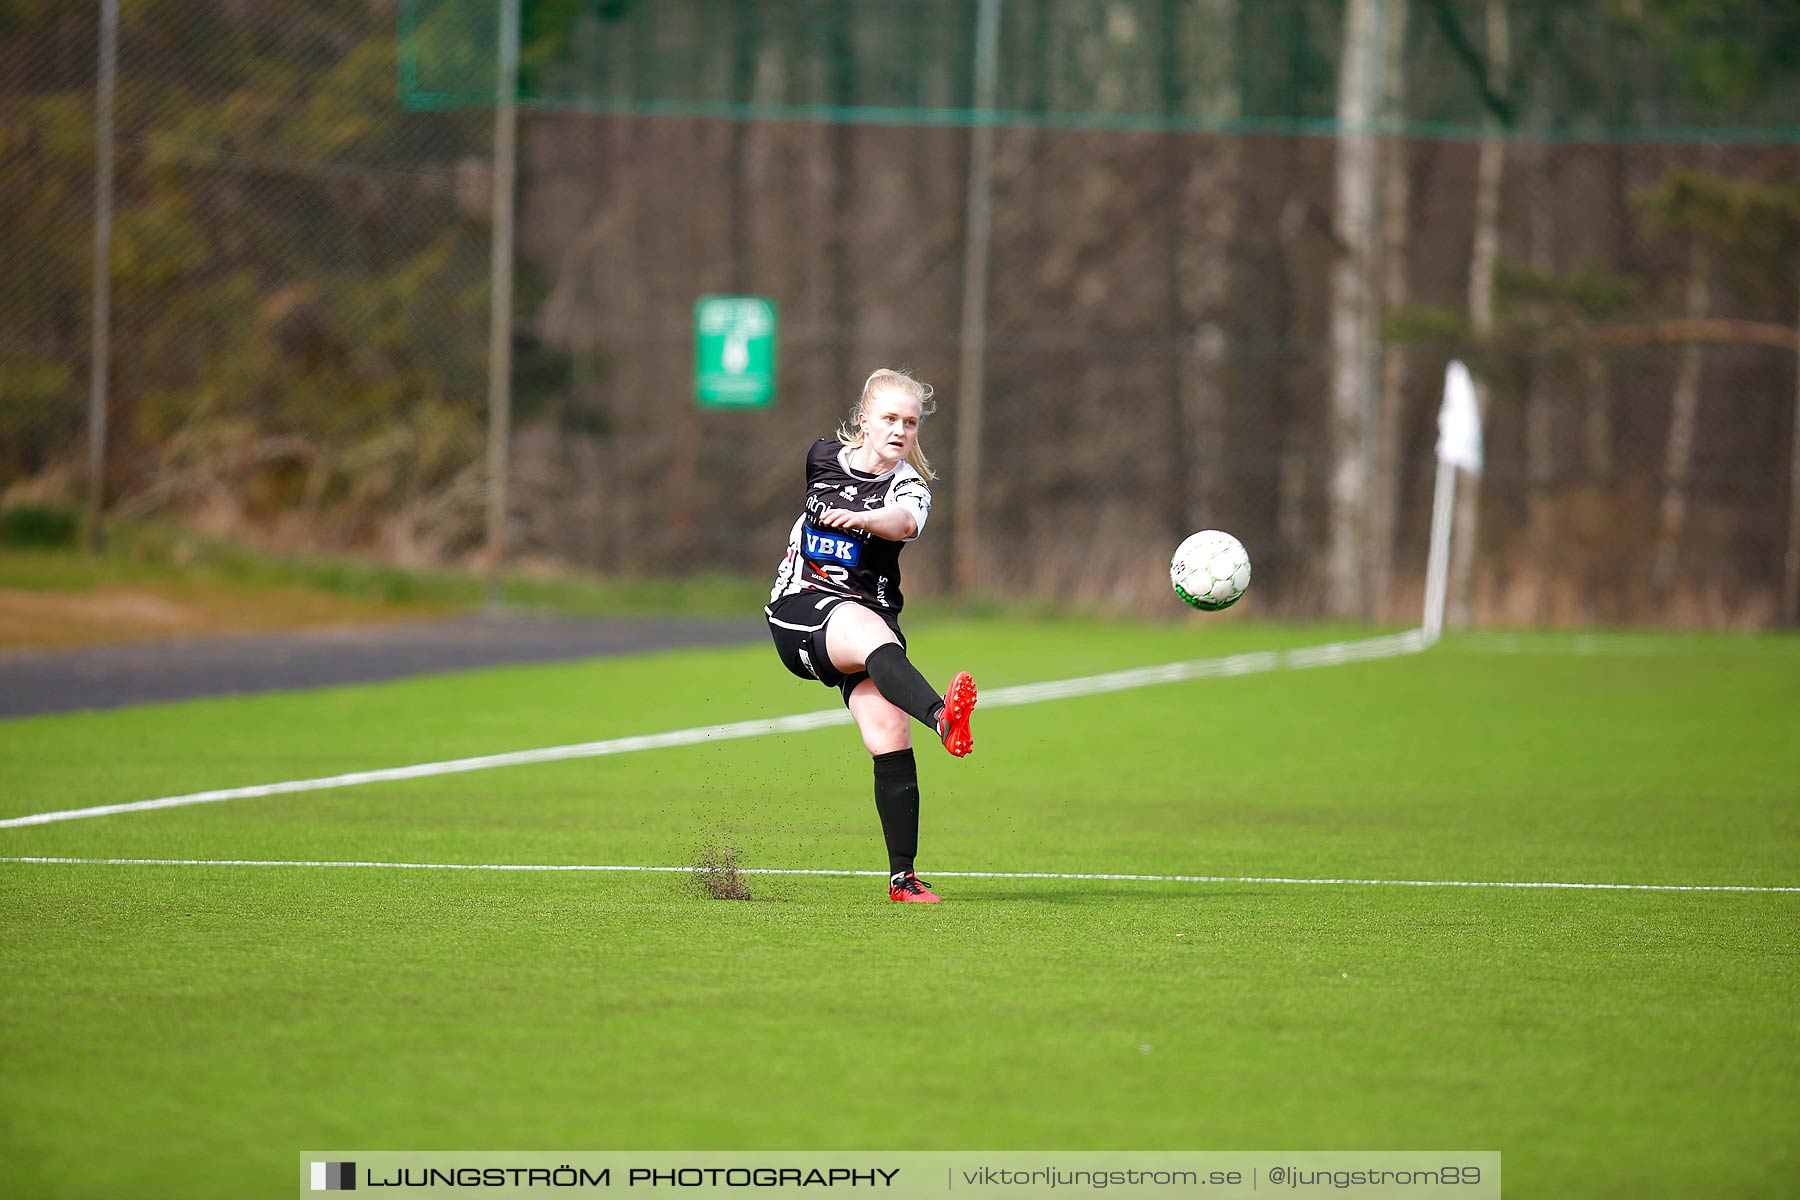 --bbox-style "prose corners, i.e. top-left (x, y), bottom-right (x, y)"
top-left (2, 622), bottom-right (1795, 1198)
